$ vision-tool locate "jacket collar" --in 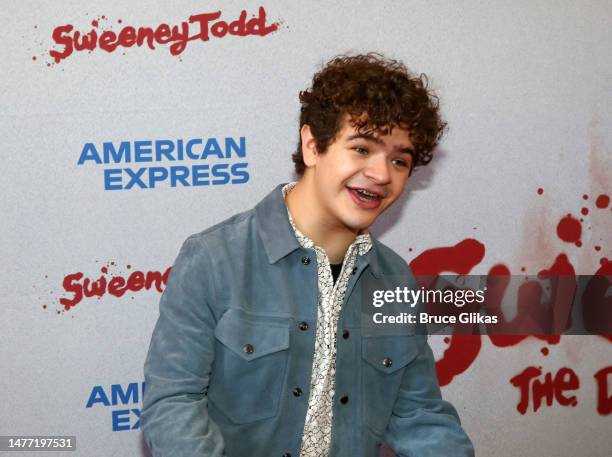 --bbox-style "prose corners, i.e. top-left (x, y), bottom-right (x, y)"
top-left (254, 183), bottom-right (301, 264)
top-left (254, 183), bottom-right (383, 277)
